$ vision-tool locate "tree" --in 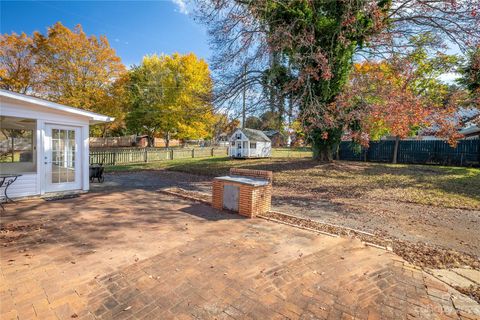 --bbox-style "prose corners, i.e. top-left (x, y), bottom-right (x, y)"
top-left (0, 23), bottom-right (127, 136)
top-left (458, 45), bottom-right (480, 120)
top-left (197, 0), bottom-right (391, 160)
top-left (245, 116), bottom-right (262, 130)
top-left (196, 0), bottom-right (480, 161)
top-left (367, 0), bottom-right (479, 57)
top-left (126, 53), bottom-right (214, 147)
top-left (338, 43), bottom-right (462, 159)
top-left (0, 32), bottom-right (37, 93)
